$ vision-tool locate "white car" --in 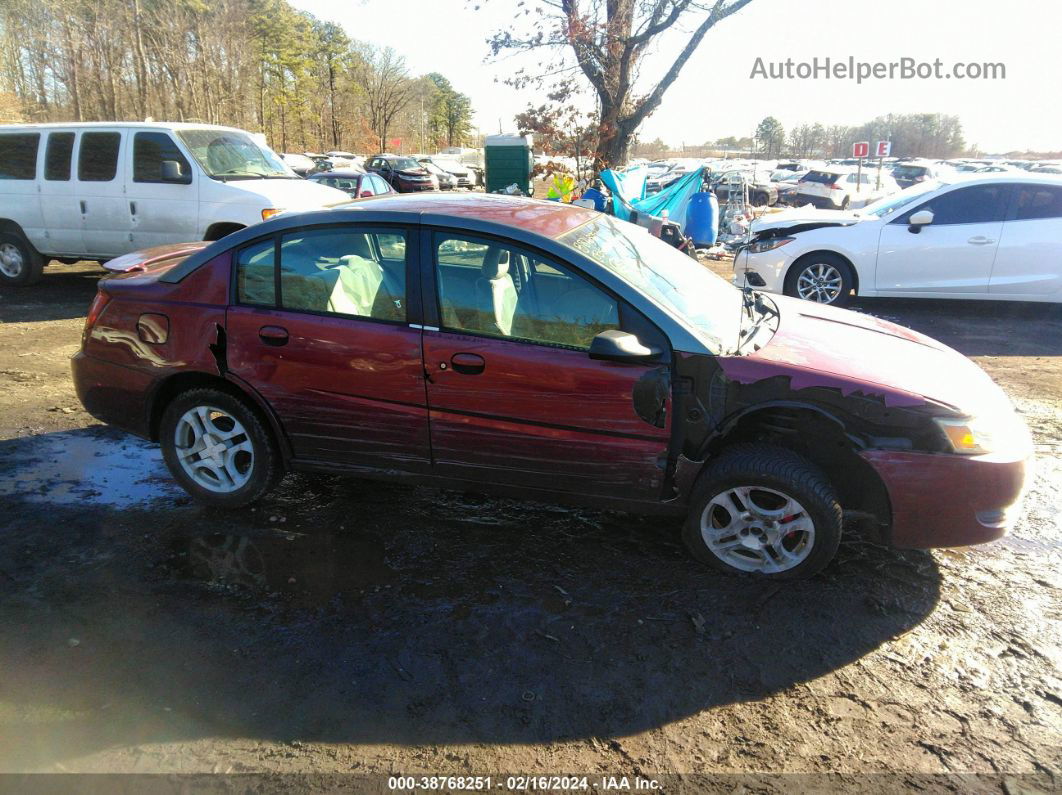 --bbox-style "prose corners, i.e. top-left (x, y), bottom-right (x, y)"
top-left (734, 174), bottom-right (1062, 306)
top-left (0, 122), bottom-right (349, 285)
top-left (790, 167), bottom-right (900, 210)
top-left (422, 157), bottom-right (476, 188)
